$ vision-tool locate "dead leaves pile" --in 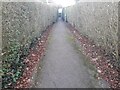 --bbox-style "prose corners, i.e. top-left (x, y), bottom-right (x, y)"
top-left (15, 26), bottom-right (52, 88)
top-left (68, 23), bottom-right (120, 88)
